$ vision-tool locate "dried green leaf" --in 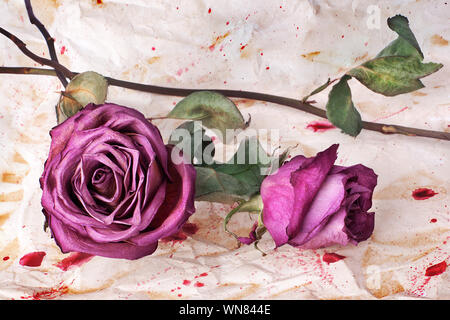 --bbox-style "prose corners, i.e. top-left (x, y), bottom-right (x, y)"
top-left (167, 91), bottom-right (246, 142)
top-left (326, 75), bottom-right (362, 137)
top-left (347, 56), bottom-right (443, 96)
top-left (376, 15), bottom-right (423, 59)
